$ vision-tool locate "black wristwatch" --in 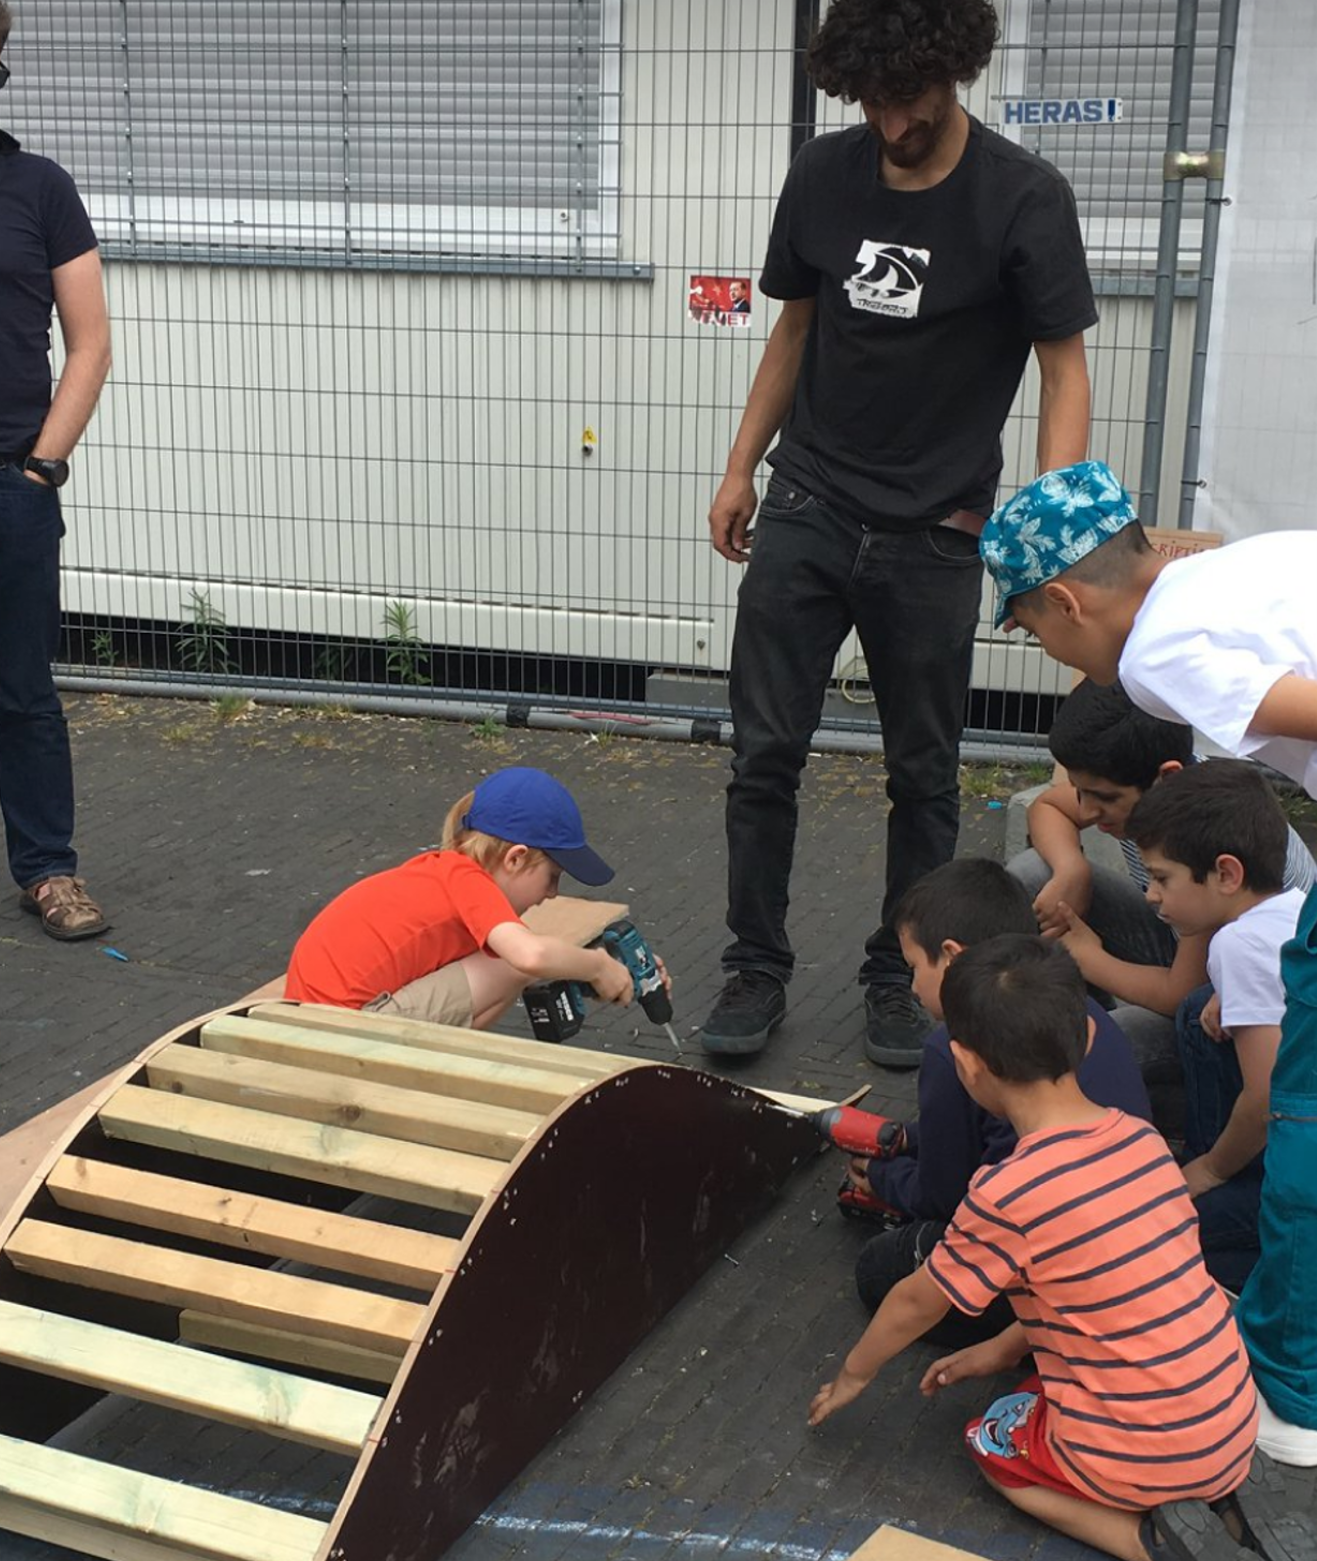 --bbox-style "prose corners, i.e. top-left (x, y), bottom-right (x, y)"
top-left (23, 456), bottom-right (70, 488)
